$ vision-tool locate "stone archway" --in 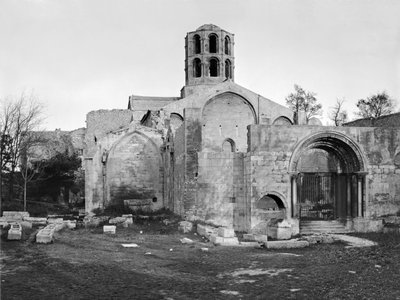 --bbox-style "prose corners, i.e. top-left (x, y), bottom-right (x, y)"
top-left (105, 131), bottom-right (163, 211)
top-left (289, 132), bottom-right (367, 222)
